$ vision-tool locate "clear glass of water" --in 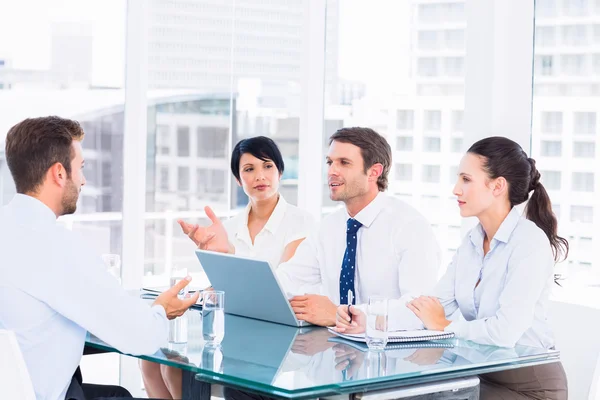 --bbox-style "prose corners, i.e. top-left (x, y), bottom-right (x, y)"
top-left (101, 254), bottom-right (121, 284)
top-left (170, 267), bottom-right (189, 298)
top-left (202, 290), bottom-right (225, 345)
top-left (168, 312), bottom-right (188, 344)
top-left (366, 296), bottom-right (388, 351)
